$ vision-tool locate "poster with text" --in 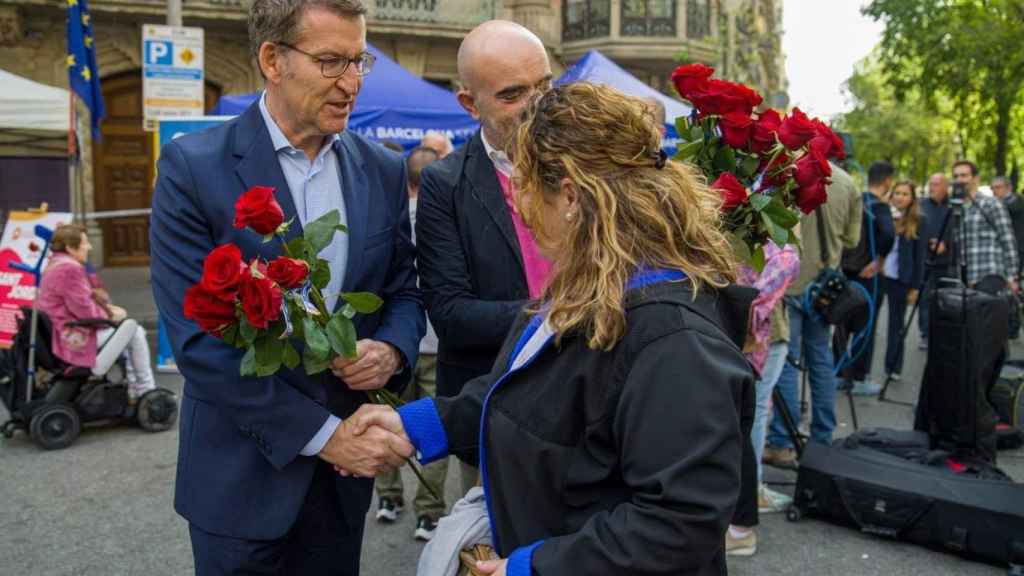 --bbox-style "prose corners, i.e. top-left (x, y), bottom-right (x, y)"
top-left (0, 211), bottom-right (72, 347)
